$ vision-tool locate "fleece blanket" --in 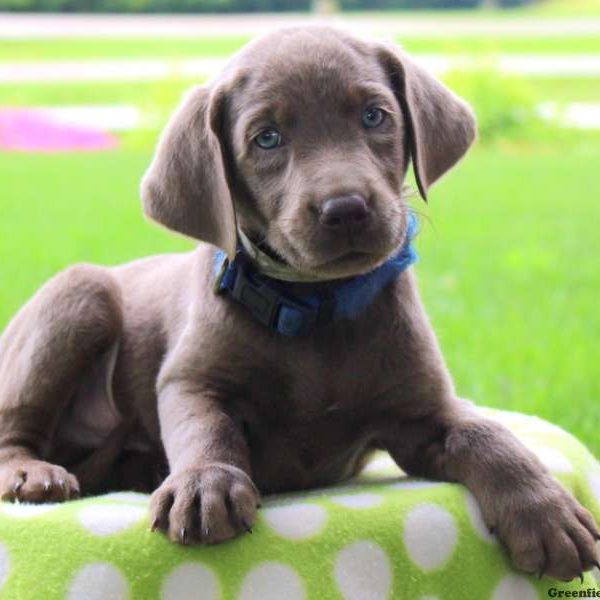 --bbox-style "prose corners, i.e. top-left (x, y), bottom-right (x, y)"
top-left (0, 407), bottom-right (598, 600)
